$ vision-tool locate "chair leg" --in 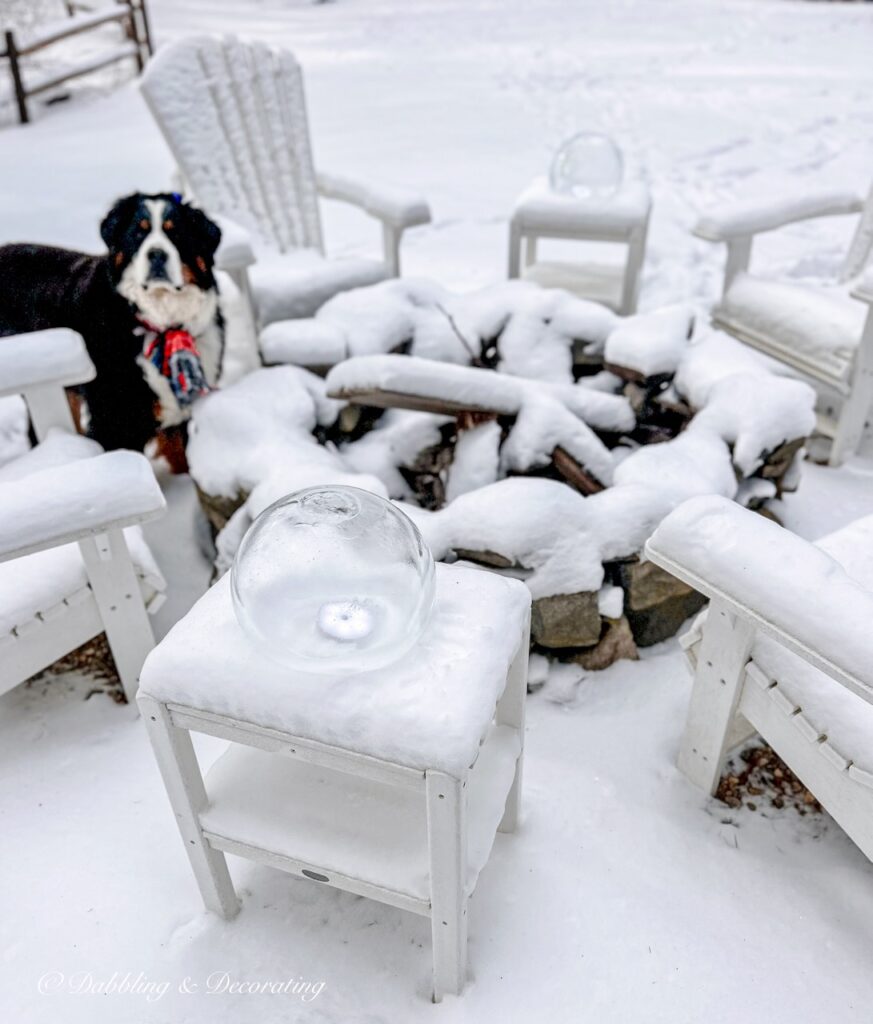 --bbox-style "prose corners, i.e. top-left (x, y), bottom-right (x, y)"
top-left (78, 530), bottom-right (155, 703)
top-left (138, 696), bottom-right (240, 919)
top-left (508, 221), bottom-right (522, 279)
top-left (426, 771), bottom-right (468, 1002)
top-left (677, 598), bottom-right (755, 795)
